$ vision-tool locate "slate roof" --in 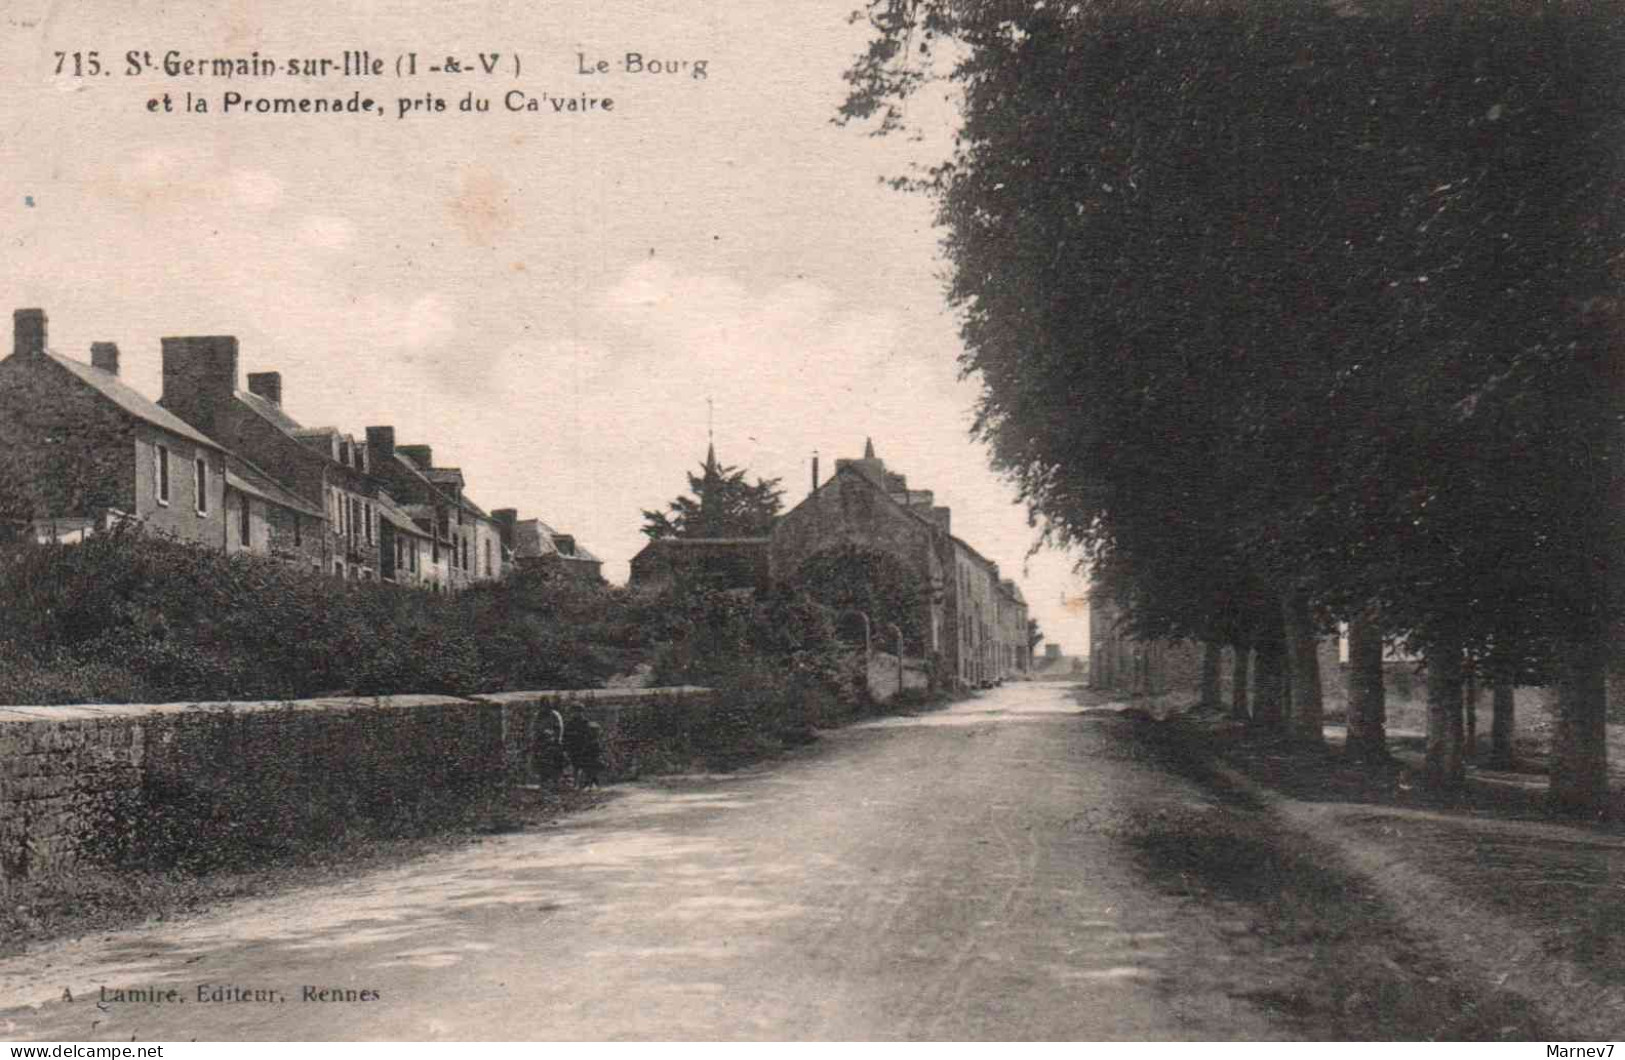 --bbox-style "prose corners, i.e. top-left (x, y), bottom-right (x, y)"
top-left (517, 518), bottom-right (602, 562)
top-left (224, 455), bottom-right (325, 520)
top-left (47, 353), bottom-right (222, 452)
top-left (376, 492), bottom-right (431, 537)
top-left (236, 388), bottom-right (305, 435)
top-left (566, 543), bottom-right (601, 563)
